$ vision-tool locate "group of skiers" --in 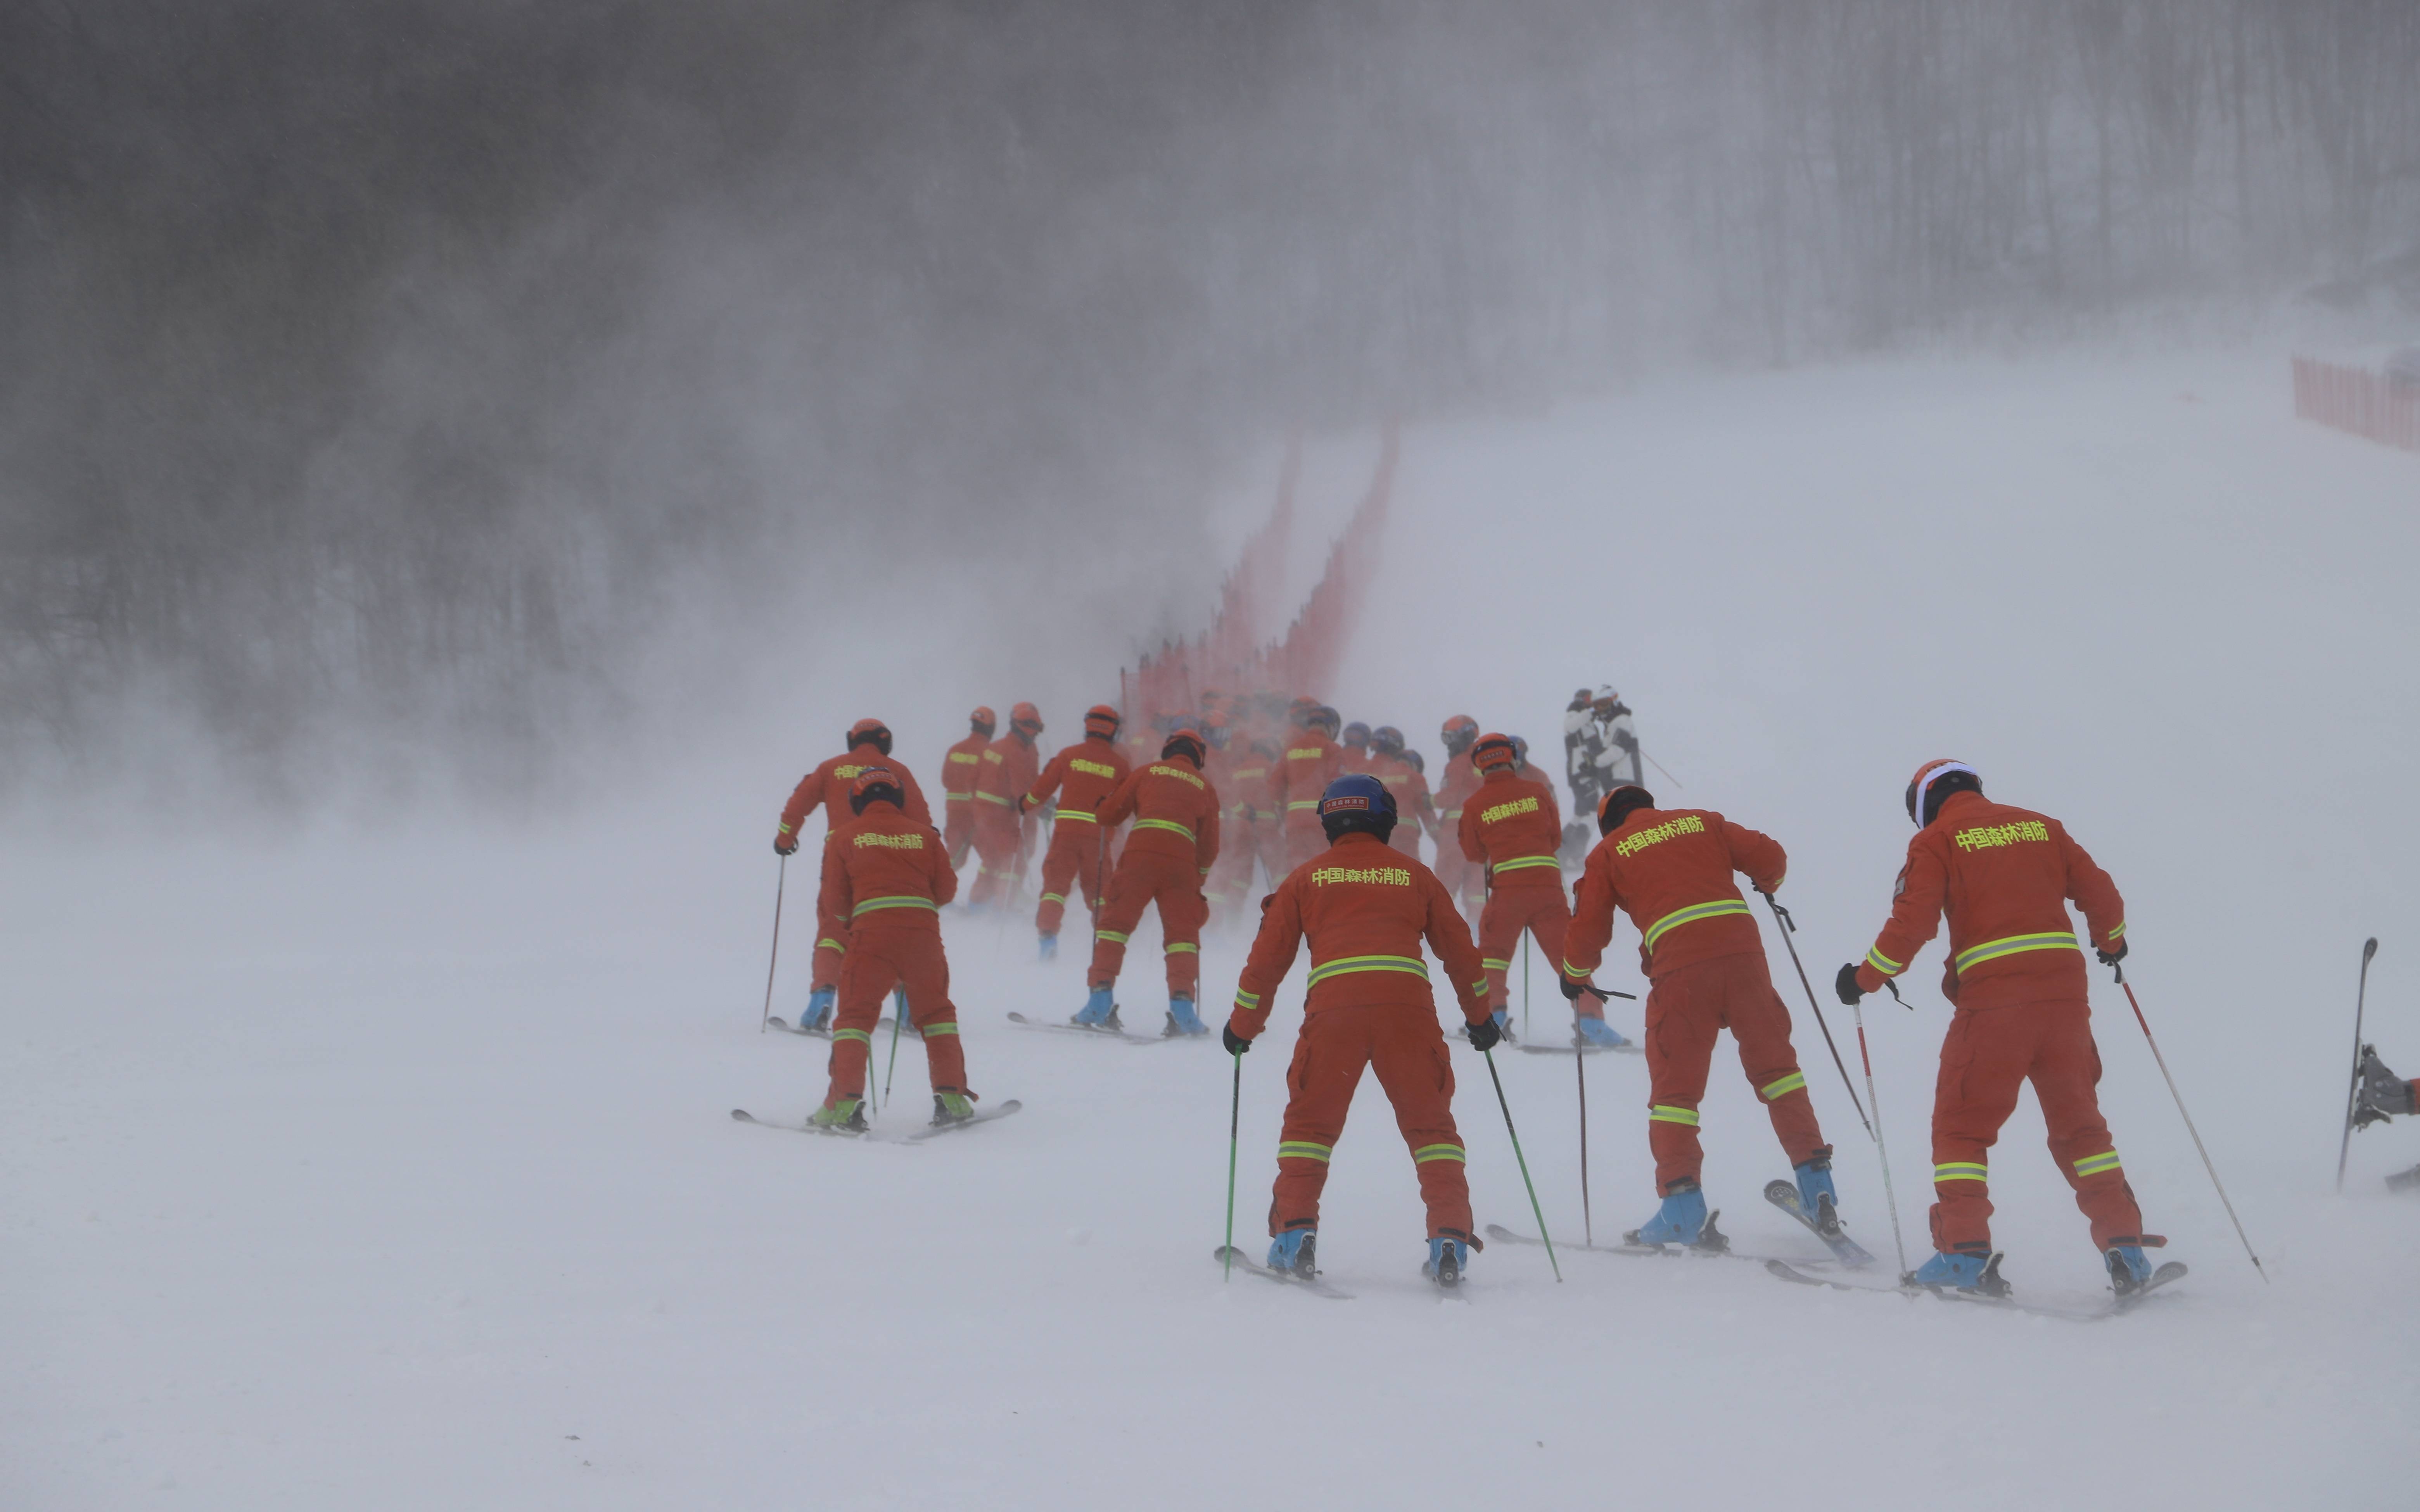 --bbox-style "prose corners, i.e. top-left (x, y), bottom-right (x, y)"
top-left (771, 696), bottom-right (2276, 1301)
